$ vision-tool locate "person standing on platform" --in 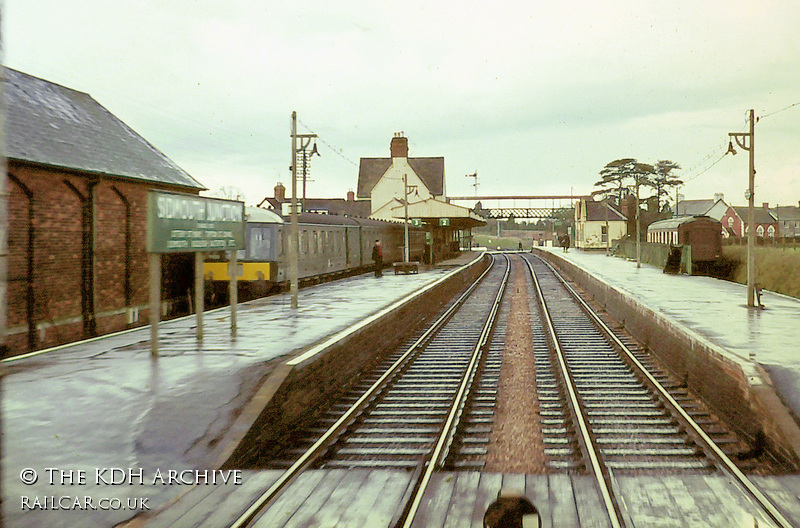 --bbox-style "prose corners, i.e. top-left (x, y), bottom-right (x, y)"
top-left (371, 239), bottom-right (383, 277)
